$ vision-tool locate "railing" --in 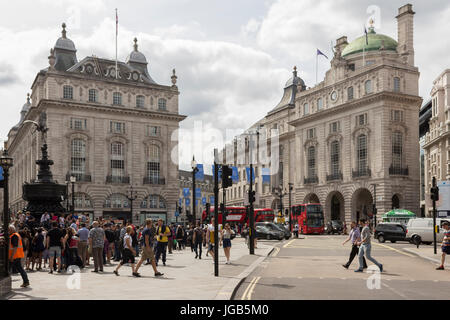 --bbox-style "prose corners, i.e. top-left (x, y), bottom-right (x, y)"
top-left (106, 176), bottom-right (130, 184)
top-left (143, 177), bottom-right (166, 185)
top-left (66, 173), bottom-right (92, 182)
top-left (352, 167), bottom-right (371, 178)
top-left (304, 176), bottom-right (318, 184)
top-left (326, 172), bottom-right (343, 181)
top-left (389, 166), bottom-right (409, 176)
